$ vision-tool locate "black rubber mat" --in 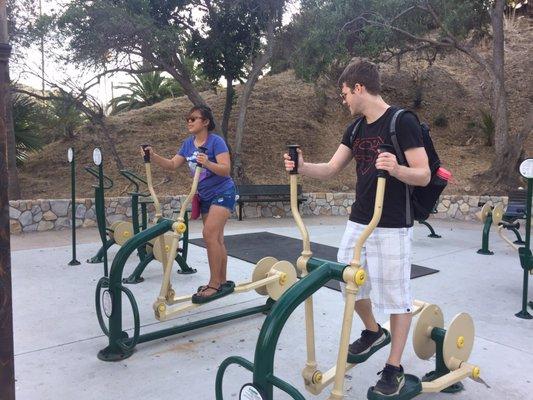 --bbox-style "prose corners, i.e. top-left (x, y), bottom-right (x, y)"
top-left (189, 231), bottom-right (438, 292)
